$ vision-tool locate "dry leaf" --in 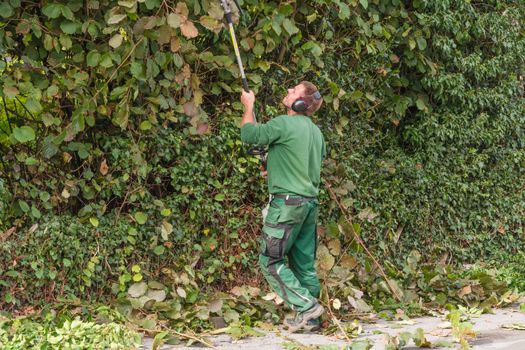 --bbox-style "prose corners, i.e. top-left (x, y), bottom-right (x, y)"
top-left (197, 122), bottom-right (209, 135)
top-left (180, 20), bottom-right (199, 38)
top-left (175, 2), bottom-right (189, 17)
top-left (63, 152), bottom-right (72, 163)
top-left (0, 227), bottom-right (16, 241)
top-left (183, 101), bottom-right (197, 117)
top-left (61, 188), bottom-right (70, 199)
top-left (262, 292), bottom-right (276, 301)
top-left (458, 285), bottom-right (472, 298)
top-left (100, 159), bottom-right (108, 175)
top-left (167, 13), bottom-right (182, 28)
top-left (170, 36), bottom-right (180, 52)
